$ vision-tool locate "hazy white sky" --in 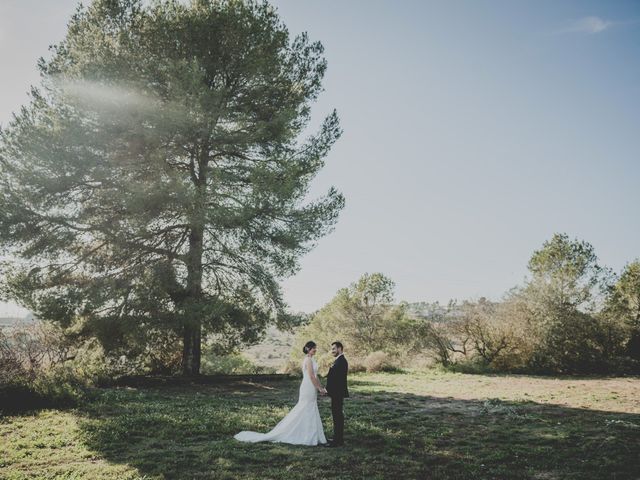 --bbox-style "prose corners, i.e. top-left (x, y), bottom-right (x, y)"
top-left (1, 0), bottom-right (639, 316)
